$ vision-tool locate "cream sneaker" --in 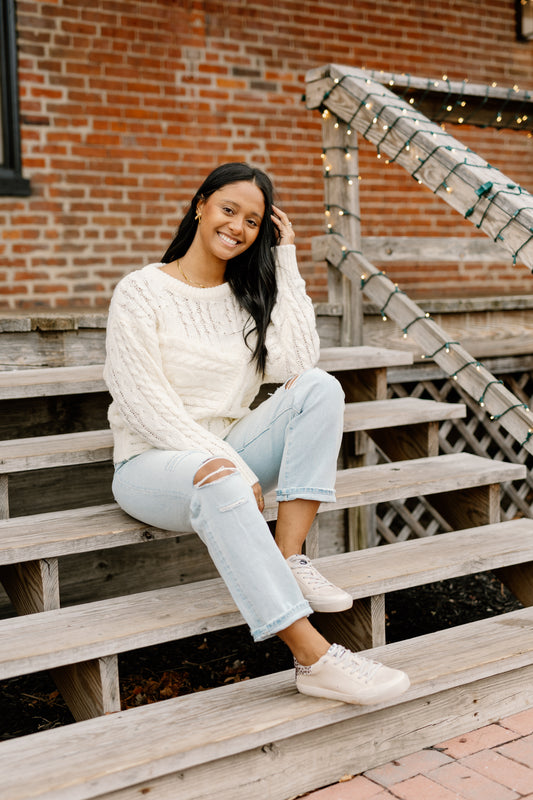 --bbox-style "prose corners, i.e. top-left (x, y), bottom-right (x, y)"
top-left (287, 554), bottom-right (353, 613)
top-left (295, 643), bottom-right (410, 705)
